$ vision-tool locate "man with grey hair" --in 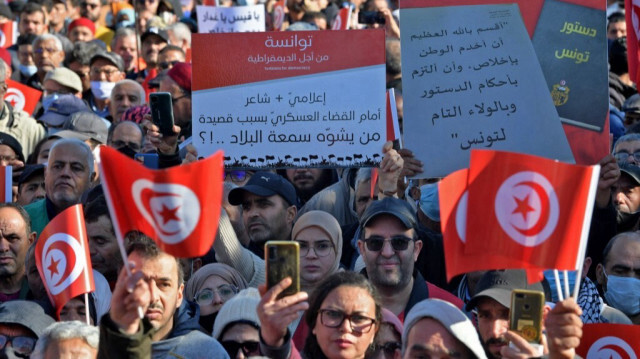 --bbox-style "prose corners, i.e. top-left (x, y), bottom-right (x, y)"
top-left (31, 321), bottom-right (99, 359)
top-left (108, 79), bottom-right (145, 122)
top-left (0, 55), bottom-right (45, 158)
top-left (167, 22), bottom-right (191, 55)
top-left (28, 34), bottom-right (66, 91)
top-left (25, 138), bottom-right (95, 236)
top-left (612, 133), bottom-right (640, 166)
top-left (111, 27), bottom-right (139, 76)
